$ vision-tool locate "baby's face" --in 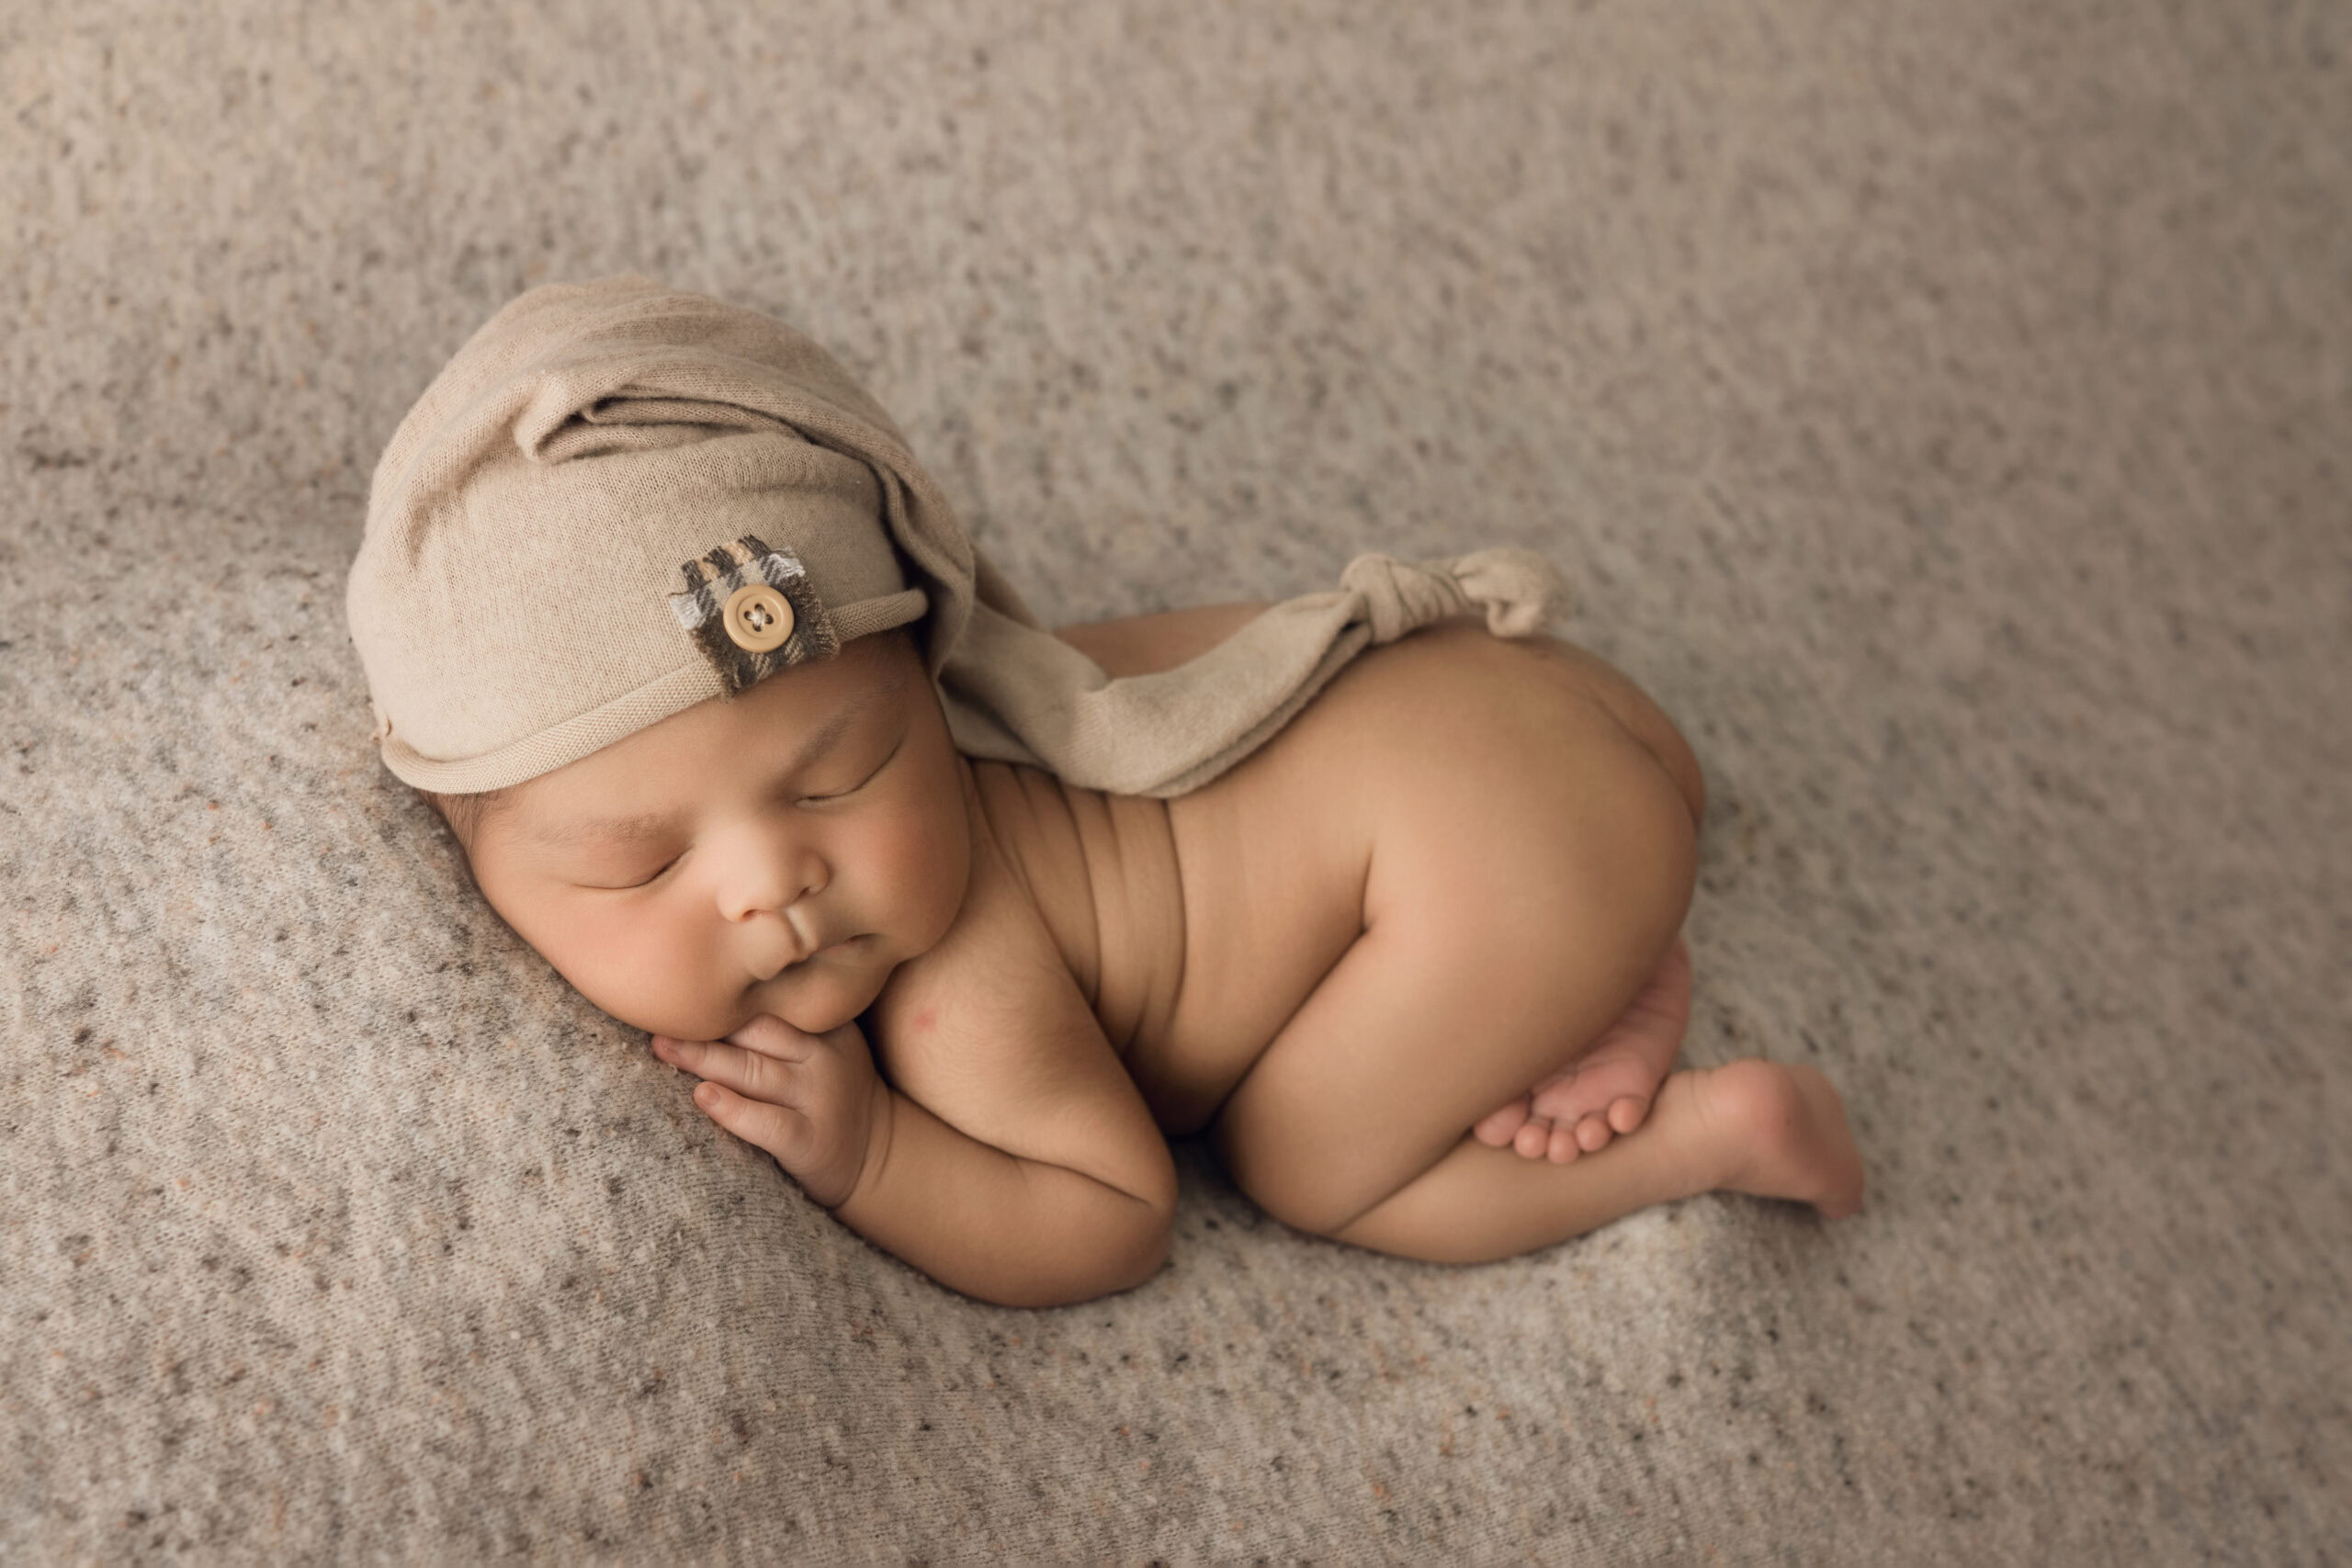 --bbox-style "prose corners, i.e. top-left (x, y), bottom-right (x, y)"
top-left (463, 629), bottom-right (972, 1043)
